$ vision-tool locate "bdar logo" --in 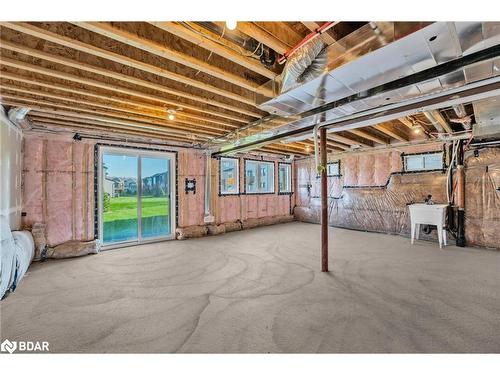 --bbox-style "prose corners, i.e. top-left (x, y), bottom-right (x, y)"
top-left (1, 339), bottom-right (17, 354)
